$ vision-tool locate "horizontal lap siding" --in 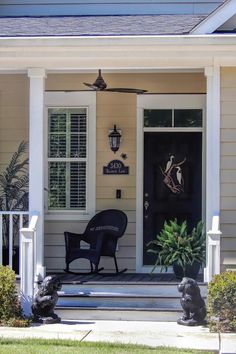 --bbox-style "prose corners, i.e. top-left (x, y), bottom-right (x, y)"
top-left (44, 73), bottom-right (205, 272)
top-left (0, 75), bottom-right (29, 173)
top-left (96, 91), bottom-right (137, 271)
top-left (221, 68), bottom-right (236, 270)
